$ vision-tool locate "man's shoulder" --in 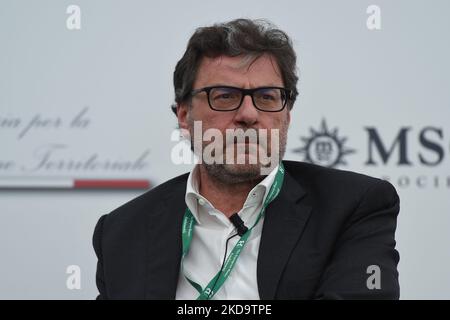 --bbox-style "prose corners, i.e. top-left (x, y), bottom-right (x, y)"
top-left (102, 172), bottom-right (189, 224)
top-left (283, 160), bottom-right (380, 184)
top-left (282, 160), bottom-right (397, 201)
